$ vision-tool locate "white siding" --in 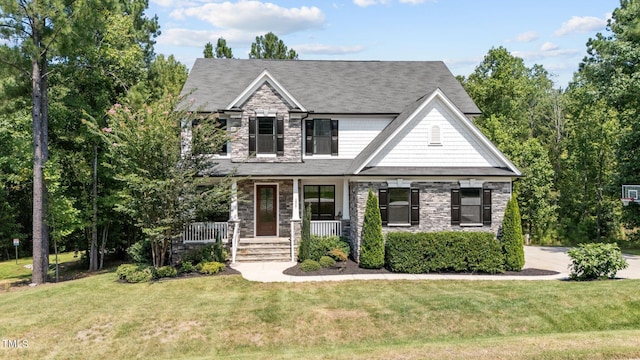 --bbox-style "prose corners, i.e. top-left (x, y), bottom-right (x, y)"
top-left (304, 116), bottom-right (391, 159)
top-left (369, 100), bottom-right (503, 167)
